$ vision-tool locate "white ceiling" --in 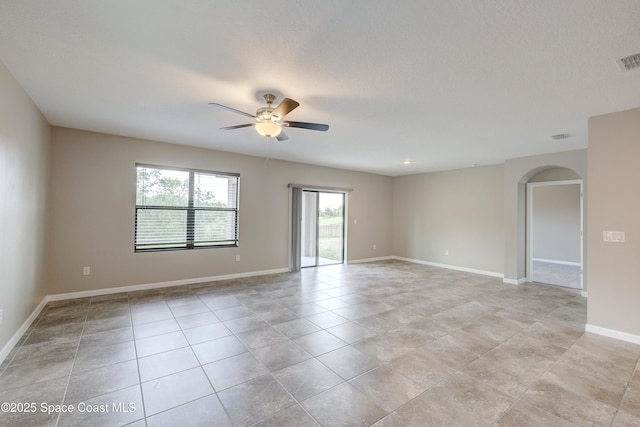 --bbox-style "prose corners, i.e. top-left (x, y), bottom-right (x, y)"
top-left (1, 1), bottom-right (639, 176)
